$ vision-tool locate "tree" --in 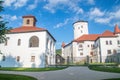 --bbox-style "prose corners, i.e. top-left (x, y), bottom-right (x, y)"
top-left (0, 1), bottom-right (8, 43)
